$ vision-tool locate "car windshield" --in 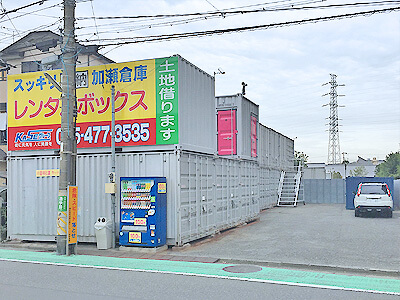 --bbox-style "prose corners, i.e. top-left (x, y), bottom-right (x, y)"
top-left (360, 184), bottom-right (388, 195)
